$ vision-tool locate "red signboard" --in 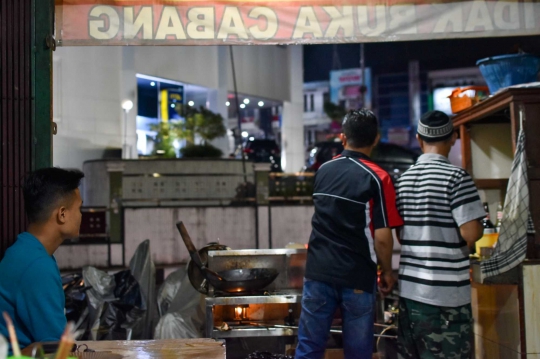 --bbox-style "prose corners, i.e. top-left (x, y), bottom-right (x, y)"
top-left (56, 0), bottom-right (540, 45)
